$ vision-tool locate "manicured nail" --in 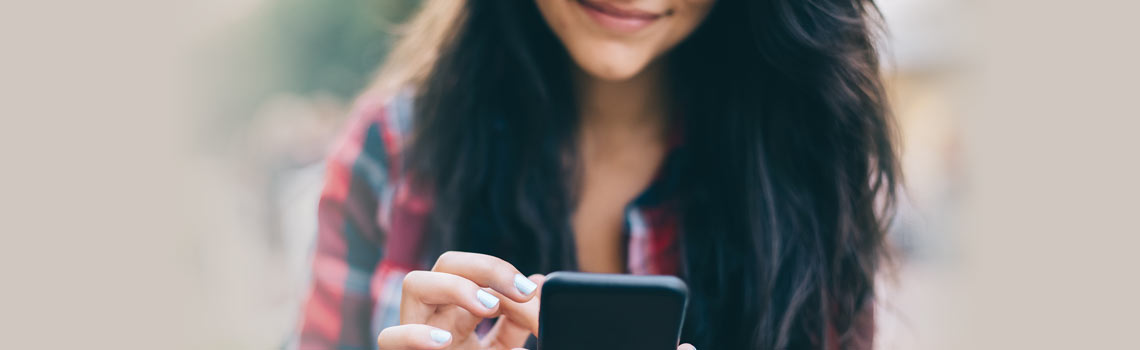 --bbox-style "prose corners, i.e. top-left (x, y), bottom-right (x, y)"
top-left (429, 329), bottom-right (451, 344)
top-left (476, 289), bottom-right (499, 309)
top-left (514, 274), bottom-right (538, 295)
